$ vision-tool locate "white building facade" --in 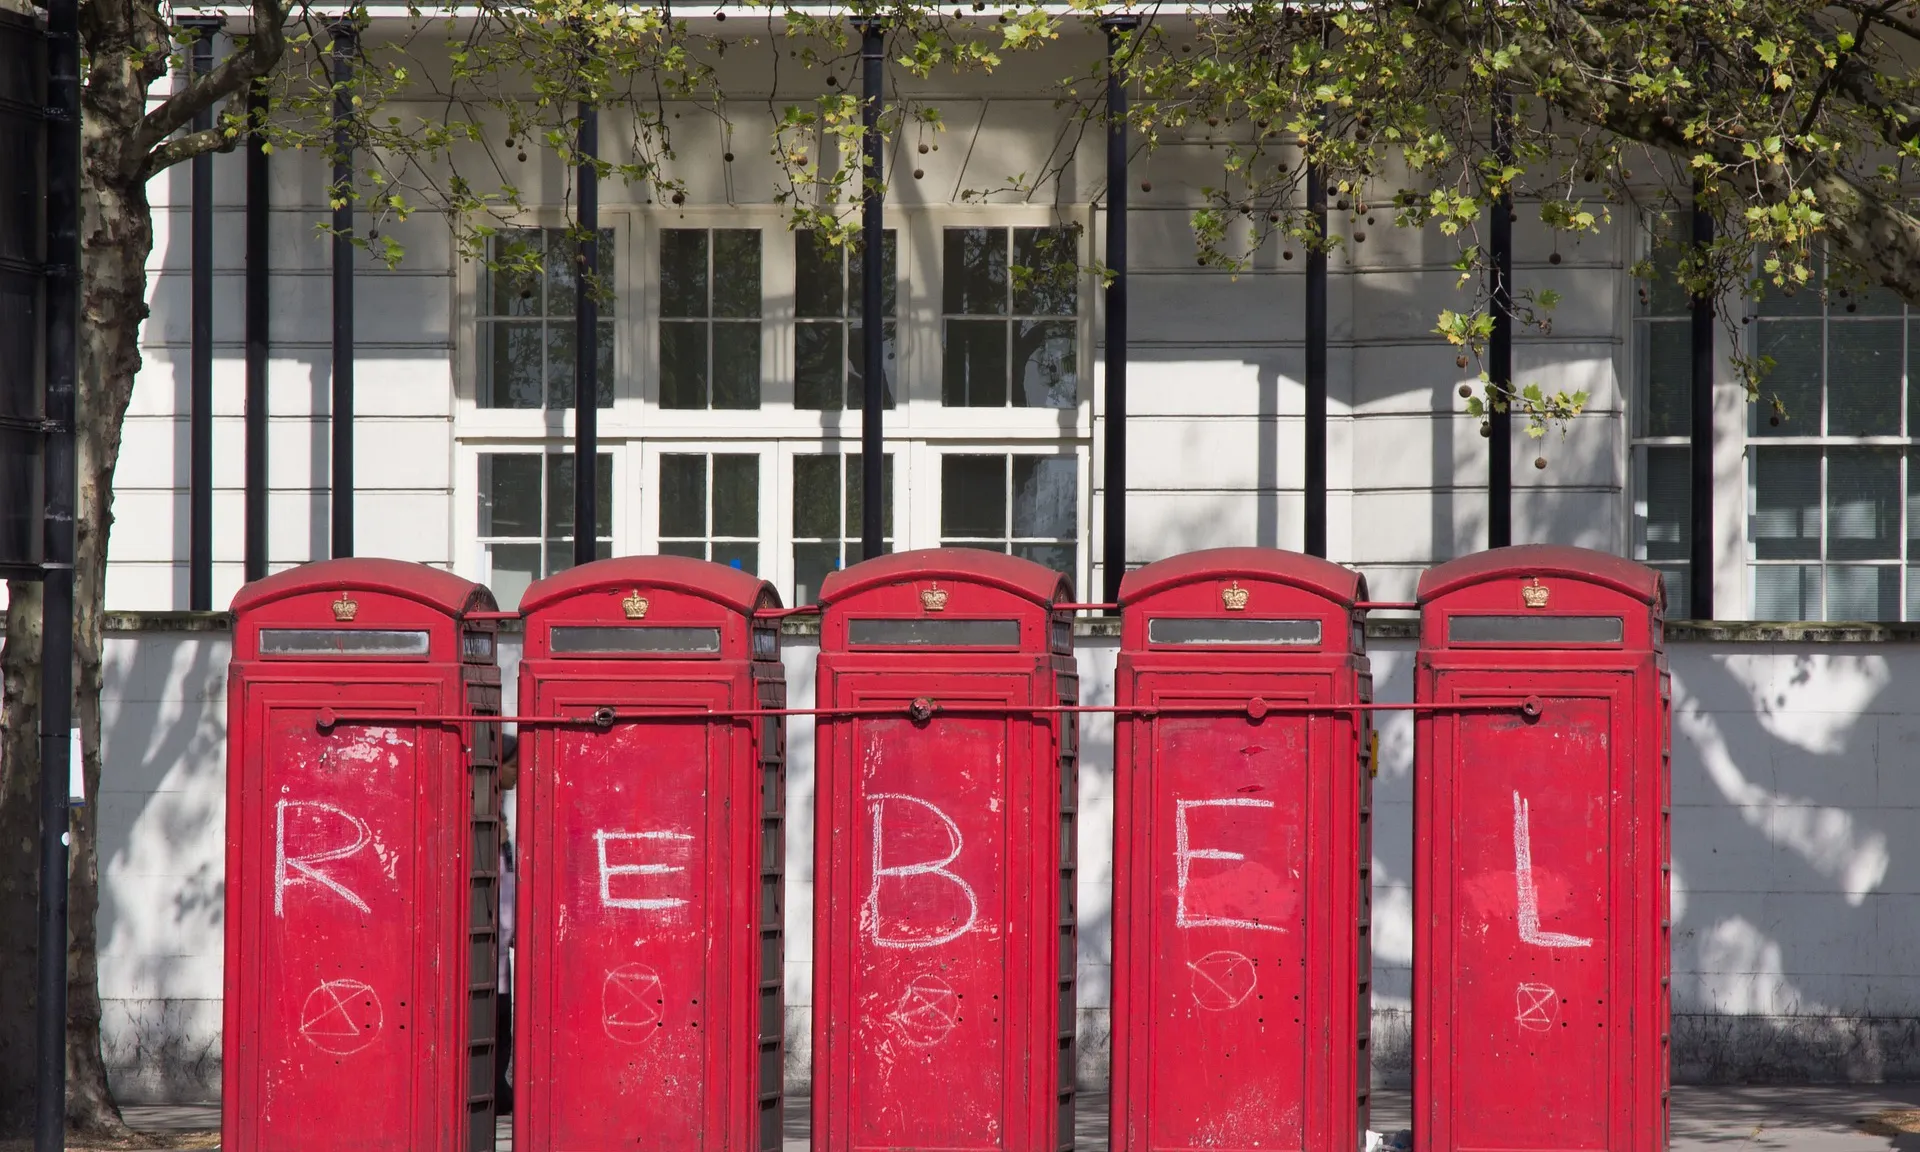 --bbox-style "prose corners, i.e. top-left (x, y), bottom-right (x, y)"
top-left (89, 15), bottom-right (1920, 1103)
top-left (123, 23), bottom-right (1853, 617)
